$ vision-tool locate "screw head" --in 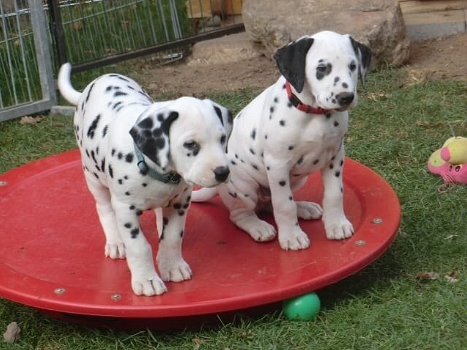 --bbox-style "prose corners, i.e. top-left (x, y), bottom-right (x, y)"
top-left (355, 240), bottom-right (367, 247)
top-left (54, 288), bottom-right (66, 295)
top-left (111, 294), bottom-right (122, 302)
